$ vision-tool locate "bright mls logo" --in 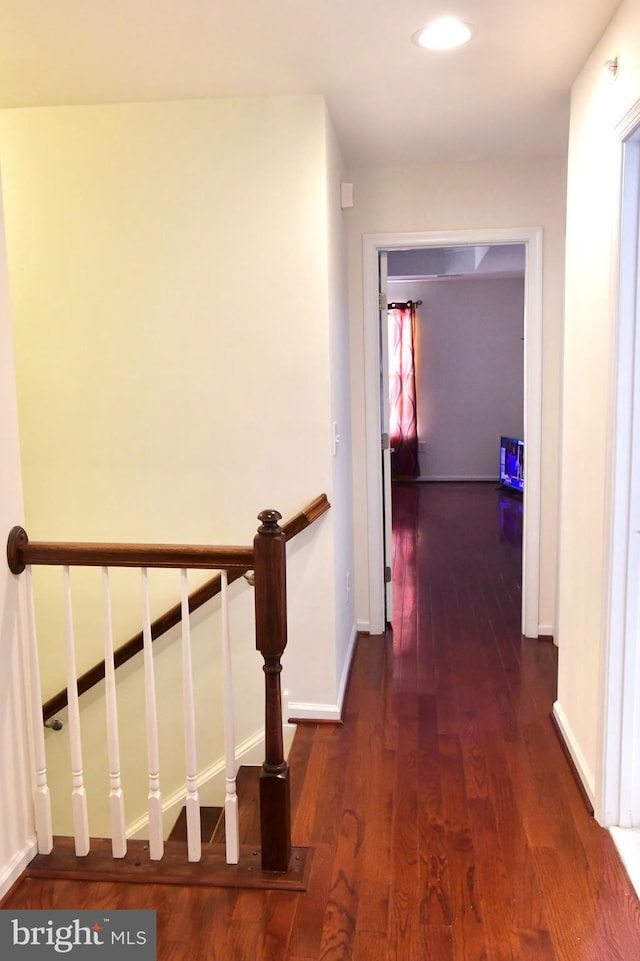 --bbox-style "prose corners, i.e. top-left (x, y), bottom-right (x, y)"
top-left (0, 911), bottom-right (156, 959)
